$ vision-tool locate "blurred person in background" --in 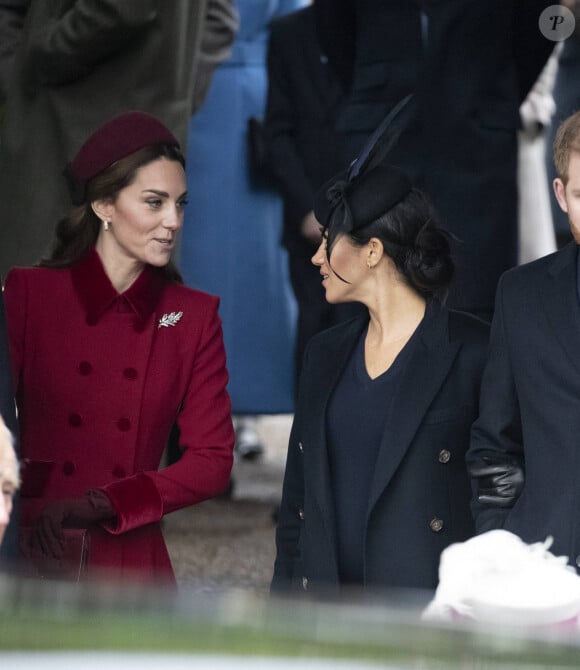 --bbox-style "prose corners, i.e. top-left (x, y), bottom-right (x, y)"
top-left (0, 292), bottom-right (18, 561)
top-left (265, 0), bottom-right (364, 395)
top-left (272, 146), bottom-right (489, 596)
top-left (338, 0), bottom-right (554, 321)
top-left (0, 0), bottom-right (26, 116)
top-left (3, 112), bottom-right (234, 586)
top-left (0, 415), bottom-right (18, 549)
top-left (0, 0), bottom-right (236, 280)
top-left (517, 46), bottom-right (559, 264)
top-left (178, 0), bottom-right (304, 461)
